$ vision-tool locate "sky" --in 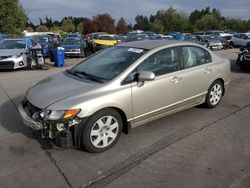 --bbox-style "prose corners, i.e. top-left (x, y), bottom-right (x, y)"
top-left (20, 0), bottom-right (250, 24)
